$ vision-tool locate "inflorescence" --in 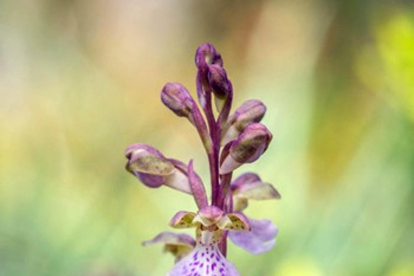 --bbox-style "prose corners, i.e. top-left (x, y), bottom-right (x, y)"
top-left (125, 43), bottom-right (281, 276)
